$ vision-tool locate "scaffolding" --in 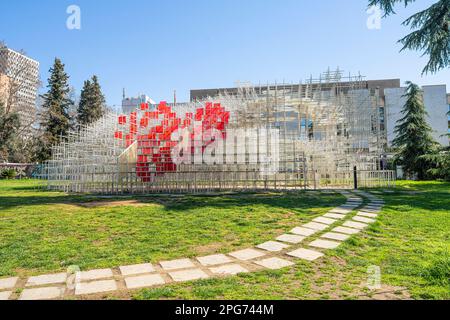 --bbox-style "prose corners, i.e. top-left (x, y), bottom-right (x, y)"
top-left (39, 70), bottom-right (395, 194)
